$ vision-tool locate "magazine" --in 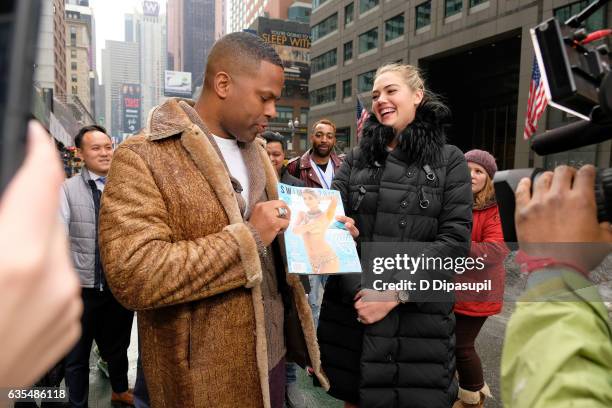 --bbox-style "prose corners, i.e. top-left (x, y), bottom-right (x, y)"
top-left (278, 183), bottom-right (362, 275)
